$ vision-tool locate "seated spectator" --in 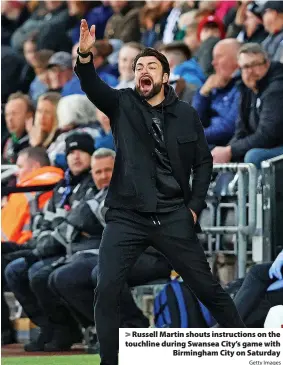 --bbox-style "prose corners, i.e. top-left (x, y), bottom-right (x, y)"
top-left (4, 133), bottom-right (96, 352)
top-left (212, 43), bottom-right (283, 167)
top-left (26, 92), bottom-right (61, 149)
top-left (196, 15), bottom-right (226, 76)
top-left (2, 92), bottom-right (34, 164)
top-left (226, 2), bottom-right (268, 44)
top-left (229, 251), bottom-right (283, 327)
top-left (160, 41), bottom-right (206, 87)
top-left (11, 1), bottom-right (72, 53)
top-left (95, 109), bottom-right (115, 151)
top-left (1, 147), bottom-right (63, 345)
top-left (47, 51), bottom-right (84, 96)
top-left (1, 0), bottom-right (30, 46)
top-left (1, 147), bottom-right (63, 245)
top-left (104, 1), bottom-right (141, 43)
top-left (71, 42), bottom-right (118, 88)
top-left (183, 21), bottom-right (201, 54)
top-left (20, 33), bottom-right (38, 93)
top-left (193, 39), bottom-right (241, 147)
top-left (47, 94), bottom-right (100, 166)
top-left (29, 50), bottom-right (54, 103)
top-left (262, 1), bottom-right (283, 63)
top-left (67, 0), bottom-right (113, 44)
top-left (116, 42), bottom-right (144, 90)
top-left (140, 1), bottom-right (174, 47)
top-left (1, 46), bottom-right (25, 103)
